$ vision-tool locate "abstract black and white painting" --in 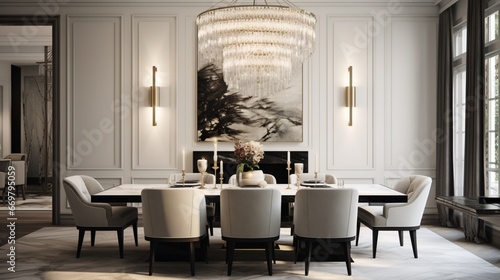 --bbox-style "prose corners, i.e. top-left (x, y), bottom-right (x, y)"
top-left (197, 62), bottom-right (303, 142)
